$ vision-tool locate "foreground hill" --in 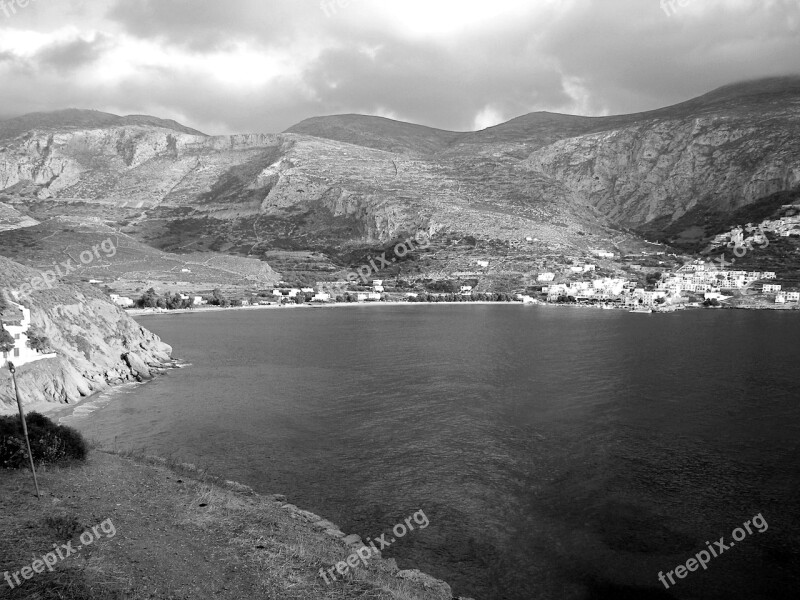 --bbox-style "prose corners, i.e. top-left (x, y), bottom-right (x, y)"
top-left (0, 77), bottom-right (798, 291)
top-left (0, 256), bottom-right (173, 411)
top-left (1, 451), bottom-right (461, 600)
